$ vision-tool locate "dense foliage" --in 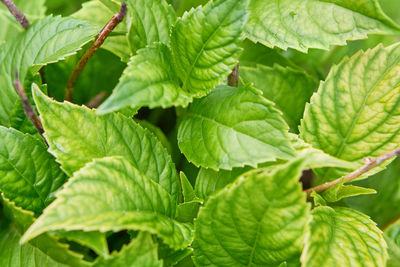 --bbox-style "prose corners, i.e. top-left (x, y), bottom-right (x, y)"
top-left (1, 0), bottom-right (400, 266)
